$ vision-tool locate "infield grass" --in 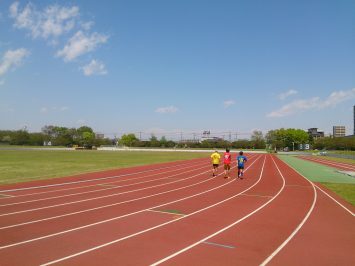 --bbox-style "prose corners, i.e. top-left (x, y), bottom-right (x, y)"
top-left (0, 150), bottom-right (208, 185)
